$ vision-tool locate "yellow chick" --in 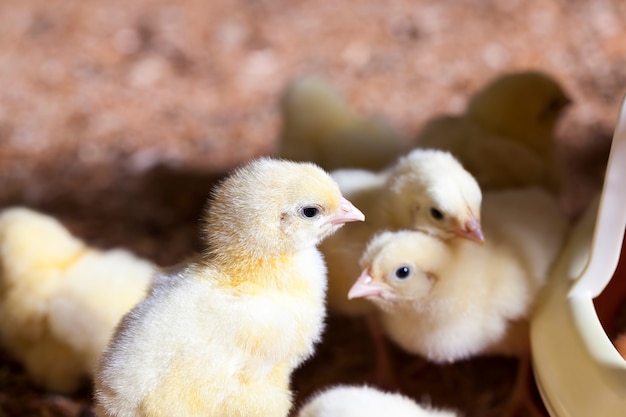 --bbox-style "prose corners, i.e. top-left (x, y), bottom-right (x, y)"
top-left (322, 148), bottom-right (483, 318)
top-left (466, 71), bottom-right (571, 161)
top-left (0, 207), bottom-right (156, 394)
top-left (278, 75), bottom-right (411, 171)
top-left (416, 71), bottom-right (570, 194)
top-left (95, 158), bottom-right (364, 417)
top-left (296, 385), bottom-right (459, 417)
top-left (349, 186), bottom-right (568, 362)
